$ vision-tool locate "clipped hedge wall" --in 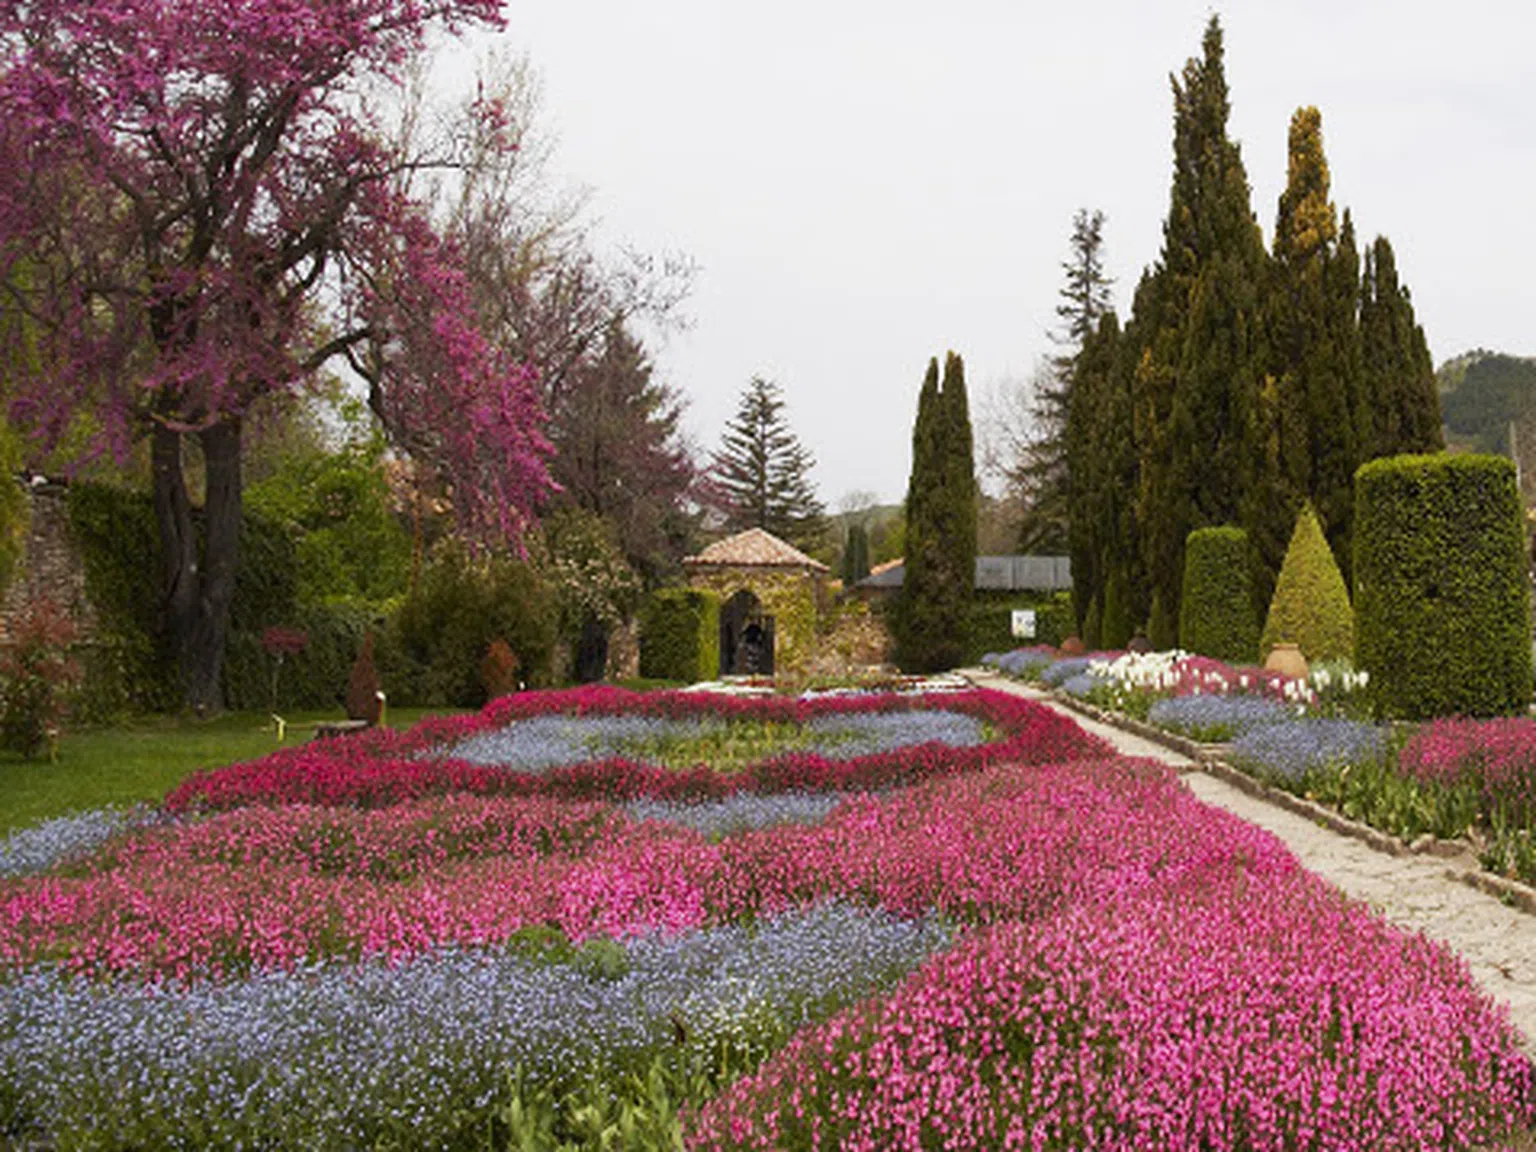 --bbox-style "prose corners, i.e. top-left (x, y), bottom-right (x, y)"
top-left (1179, 526), bottom-right (1258, 664)
top-left (223, 601), bottom-right (379, 712)
top-left (967, 591), bottom-right (1072, 660)
top-left (1261, 502), bottom-right (1353, 663)
top-left (639, 589), bottom-right (721, 683)
top-left (1354, 453), bottom-right (1531, 719)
